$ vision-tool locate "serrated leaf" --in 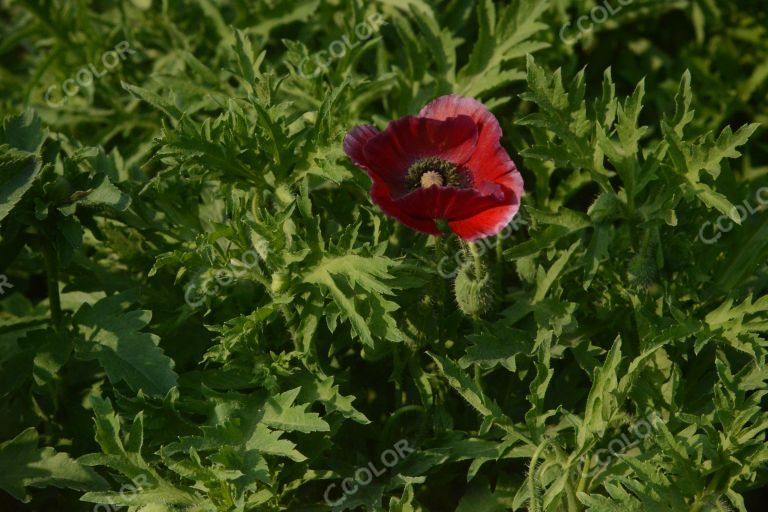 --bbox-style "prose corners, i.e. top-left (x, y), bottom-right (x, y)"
top-left (303, 254), bottom-right (402, 346)
top-left (262, 388), bottom-right (330, 433)
top-left (0, 428), bottom-right (107, 501)
top-left (577, 336), bottom-right (622, 449)
top-left (0, 146), bottom-right (42, 222)
top-left (74, 295), bottom-right (178, 396)
top-left (428, 352), bottom-right (510, 425)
